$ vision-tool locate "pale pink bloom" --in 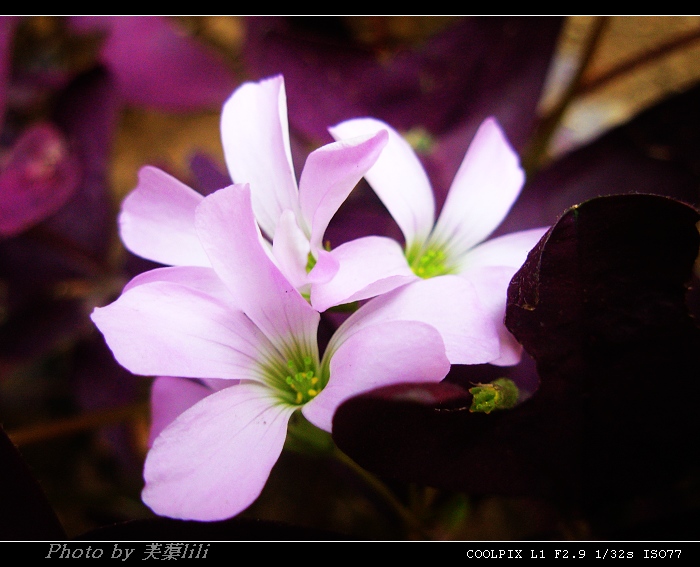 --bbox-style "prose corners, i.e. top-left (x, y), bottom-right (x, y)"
top-left (119, 75), bottom-right (387, 303)
top-left (220, 74), bottom-right (388, 299)
top-left (91, 184), bottom-right (500, 521)
top-left (325, 117), bottom-right (550, 365)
